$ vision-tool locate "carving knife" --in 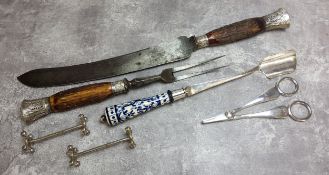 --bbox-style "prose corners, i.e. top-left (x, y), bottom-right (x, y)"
top-left (17, 8), bottom-right (290, 87)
